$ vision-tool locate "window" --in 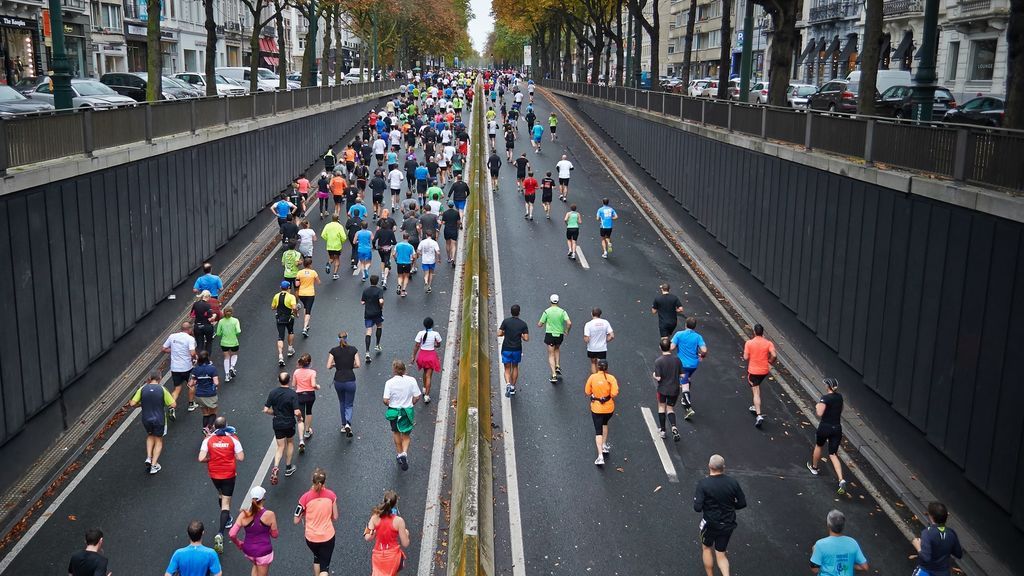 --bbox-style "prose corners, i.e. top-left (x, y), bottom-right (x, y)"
top-left (946, 41), bottom-right (959, 81)
top-left (101, 4), bottom-right (121, 29)
top-left (668, 44), bottom-right (675, 54)
top-left (968, 38), bottom-right (995, 81)
top-left (708, 30), bottom-right (721, 49)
